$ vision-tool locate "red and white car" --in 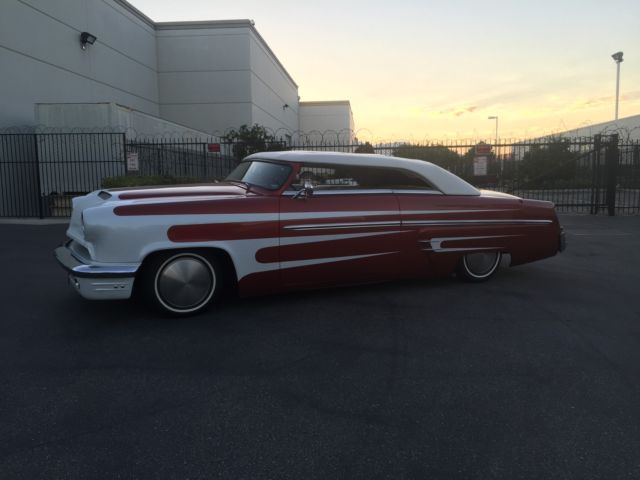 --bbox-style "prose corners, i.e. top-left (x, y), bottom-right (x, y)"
top-left (55, 151), bottom-right (565, 315)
